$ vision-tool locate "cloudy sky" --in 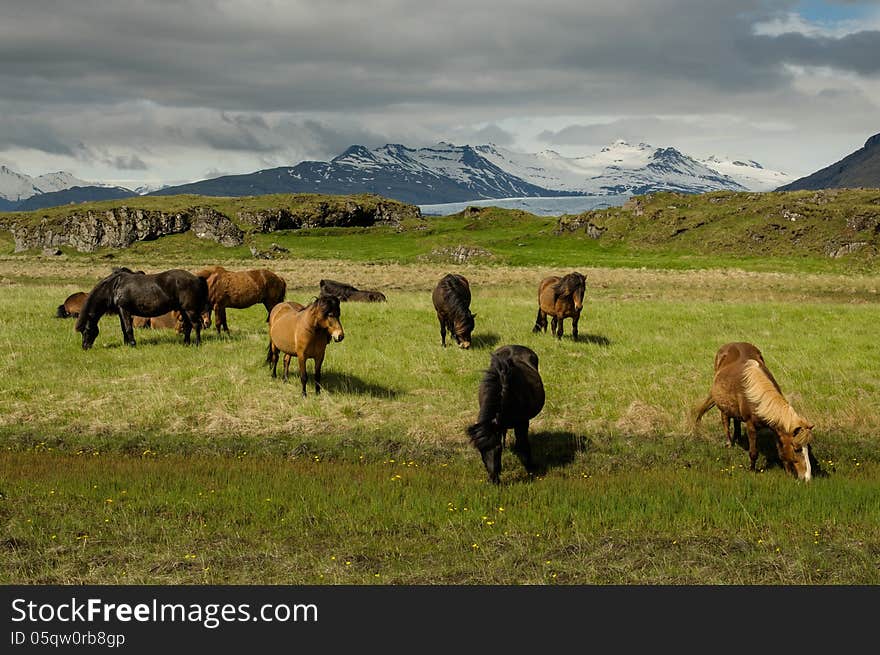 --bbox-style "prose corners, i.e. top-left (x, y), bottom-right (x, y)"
top-left (1, 0), bottom-right (879, 188)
